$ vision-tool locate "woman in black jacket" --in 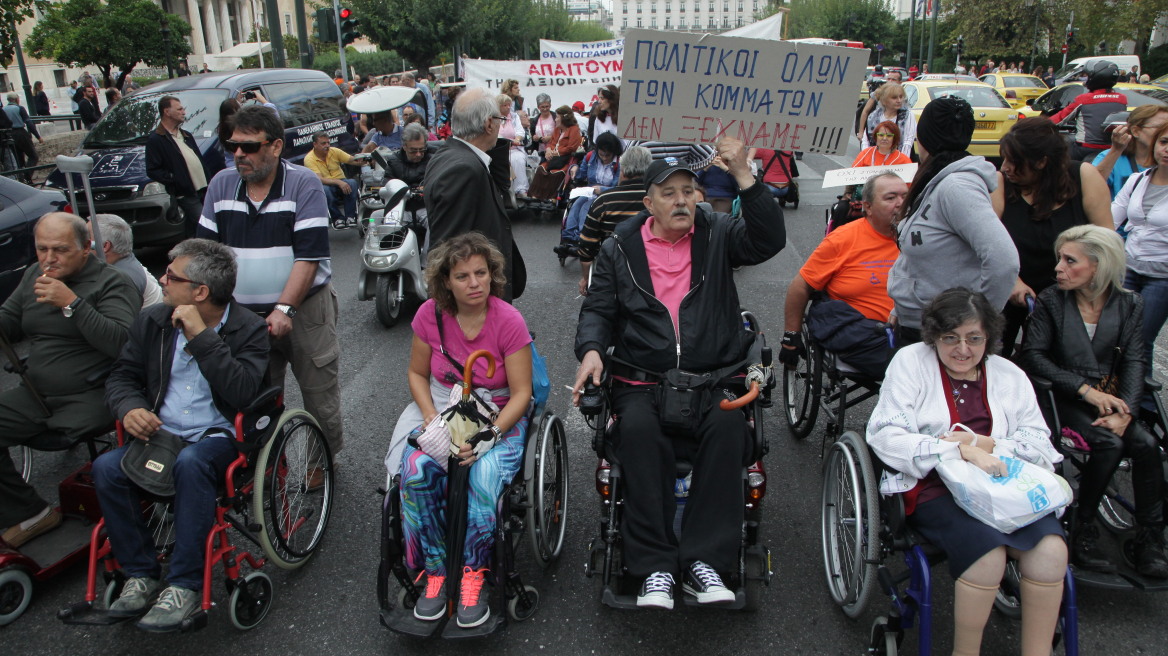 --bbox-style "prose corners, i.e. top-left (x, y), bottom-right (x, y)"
top-left (1020, 224), bottom-right (1168, 578)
